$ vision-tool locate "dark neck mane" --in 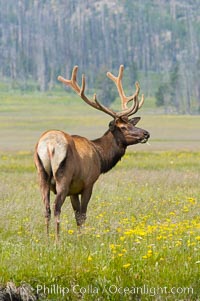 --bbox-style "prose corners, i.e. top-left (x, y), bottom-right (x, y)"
top-left (92, 130), bottom-right (126, 174)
